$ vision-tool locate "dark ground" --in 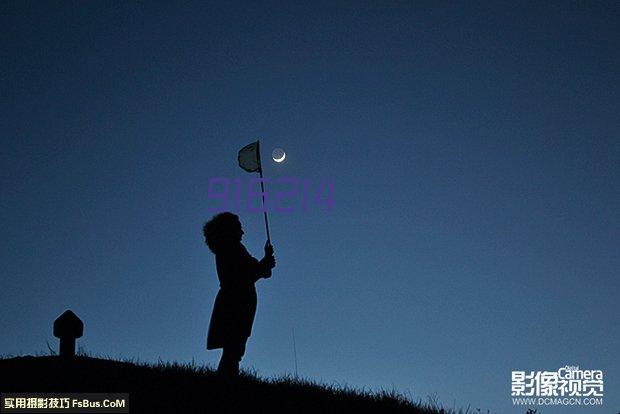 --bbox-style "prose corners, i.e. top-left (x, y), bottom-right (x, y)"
top-left (0, 355), bottom-right (465, 414)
